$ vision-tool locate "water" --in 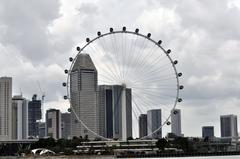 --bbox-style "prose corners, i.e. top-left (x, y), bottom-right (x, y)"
top-left (1, 156), bottom-right (240, 159)
top-left (147, 156), bottom-right (240, 159)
